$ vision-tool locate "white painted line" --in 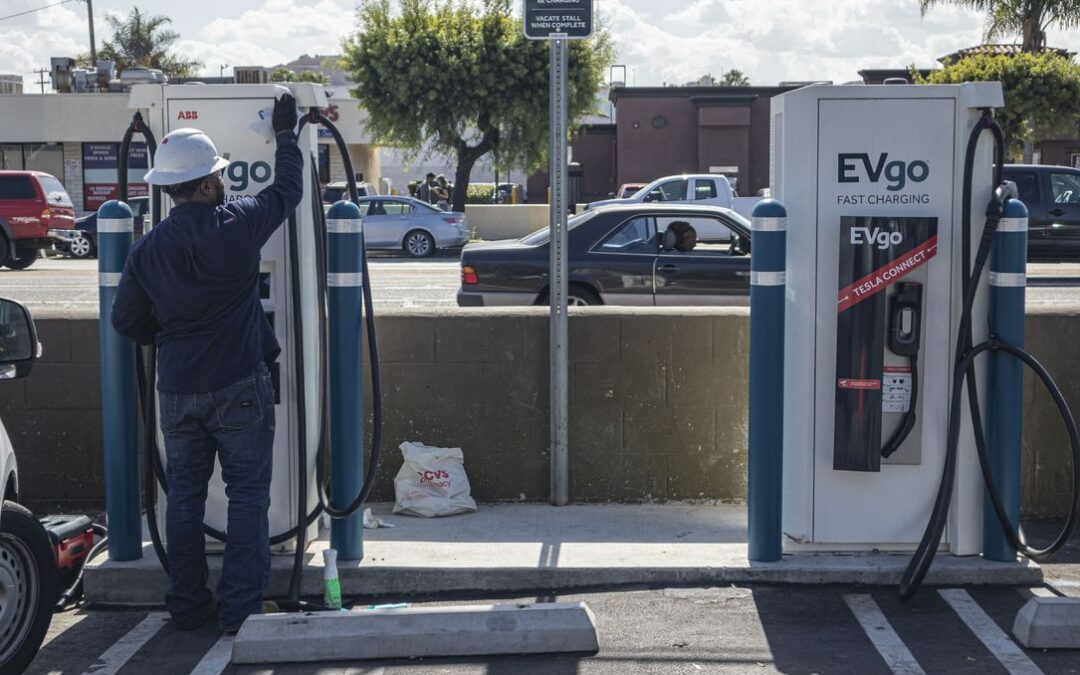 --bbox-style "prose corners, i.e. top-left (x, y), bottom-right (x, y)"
top-left (843, 594), bottom-right (925, 675)
top-left (80, 612), bottom-right (168, 675)
top-left (938, 589), bottom-right (1042, 675)
top-left (189, 634), bottom-right (235, 675)
top-left (41, 611), bottom-right (87, 647)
